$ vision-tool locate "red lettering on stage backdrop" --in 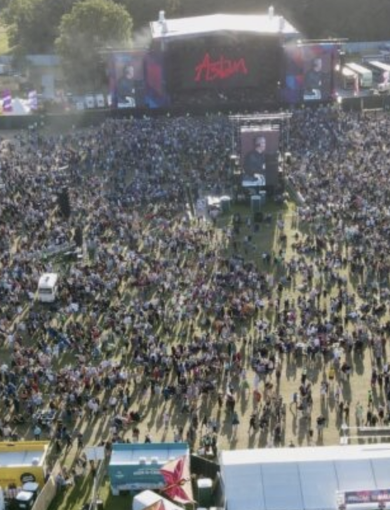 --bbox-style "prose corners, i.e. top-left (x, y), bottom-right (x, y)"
top-left (194, 53), bottom-right (248, 82)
